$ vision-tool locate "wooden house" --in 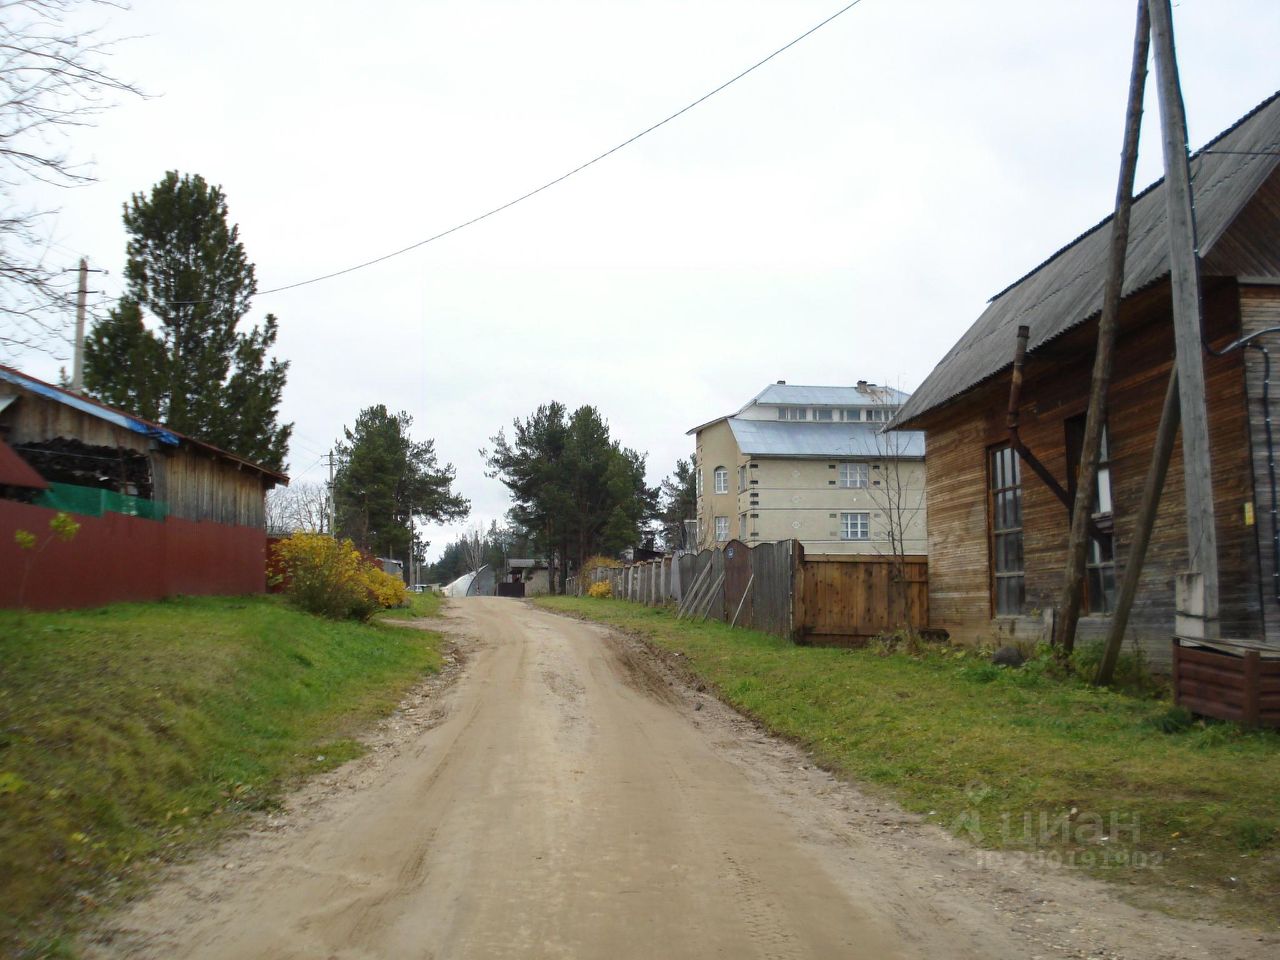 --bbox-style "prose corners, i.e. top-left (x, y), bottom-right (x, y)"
top-left (0, 364), bottom-right (288, 608)
top-left (893, 92), bottom-right (1280, 673)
